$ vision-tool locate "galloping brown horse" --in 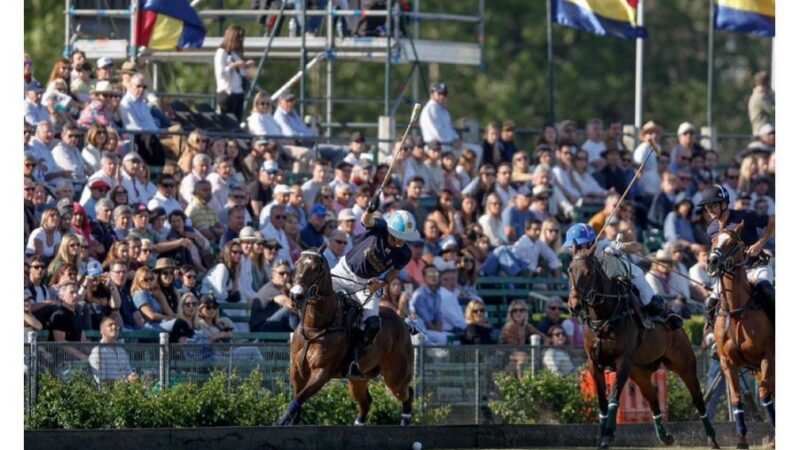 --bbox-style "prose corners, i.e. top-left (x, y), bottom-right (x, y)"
top-left (568, 249), bottom-right (719, 450)
top-left (708, 226), bottom-right (775, 449)
top-left (275, 250), bottom-right (414, 426)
